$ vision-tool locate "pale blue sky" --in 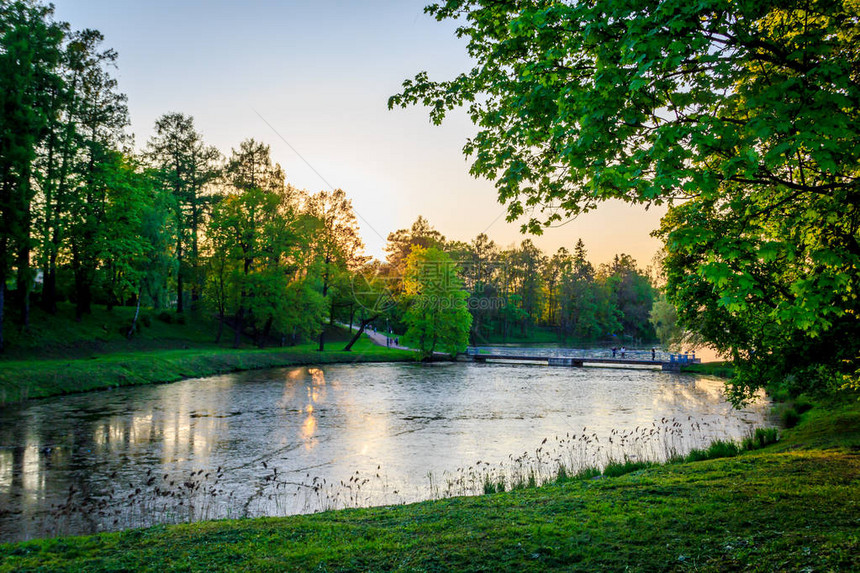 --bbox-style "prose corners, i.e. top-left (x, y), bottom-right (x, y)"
top-left (51, 0), bottom-right (664, 265)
